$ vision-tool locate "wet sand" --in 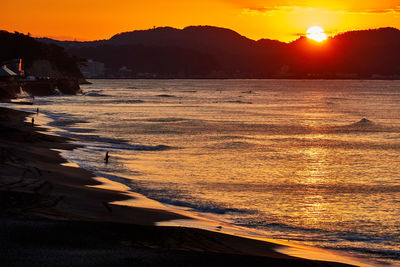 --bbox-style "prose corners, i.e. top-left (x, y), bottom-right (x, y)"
top-left (0, 106), bottom-right (369, 266)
